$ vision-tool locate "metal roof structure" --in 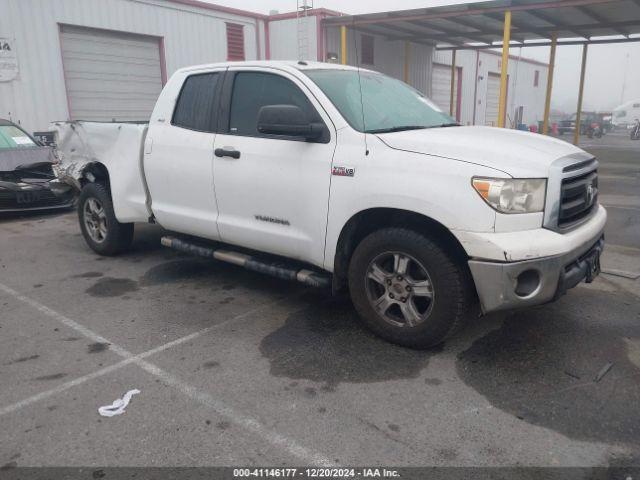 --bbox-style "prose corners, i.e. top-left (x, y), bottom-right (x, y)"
top-left (323, 0), bottom-right (640, 142)
top-left (322, 0), bottom-right (640, 50)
